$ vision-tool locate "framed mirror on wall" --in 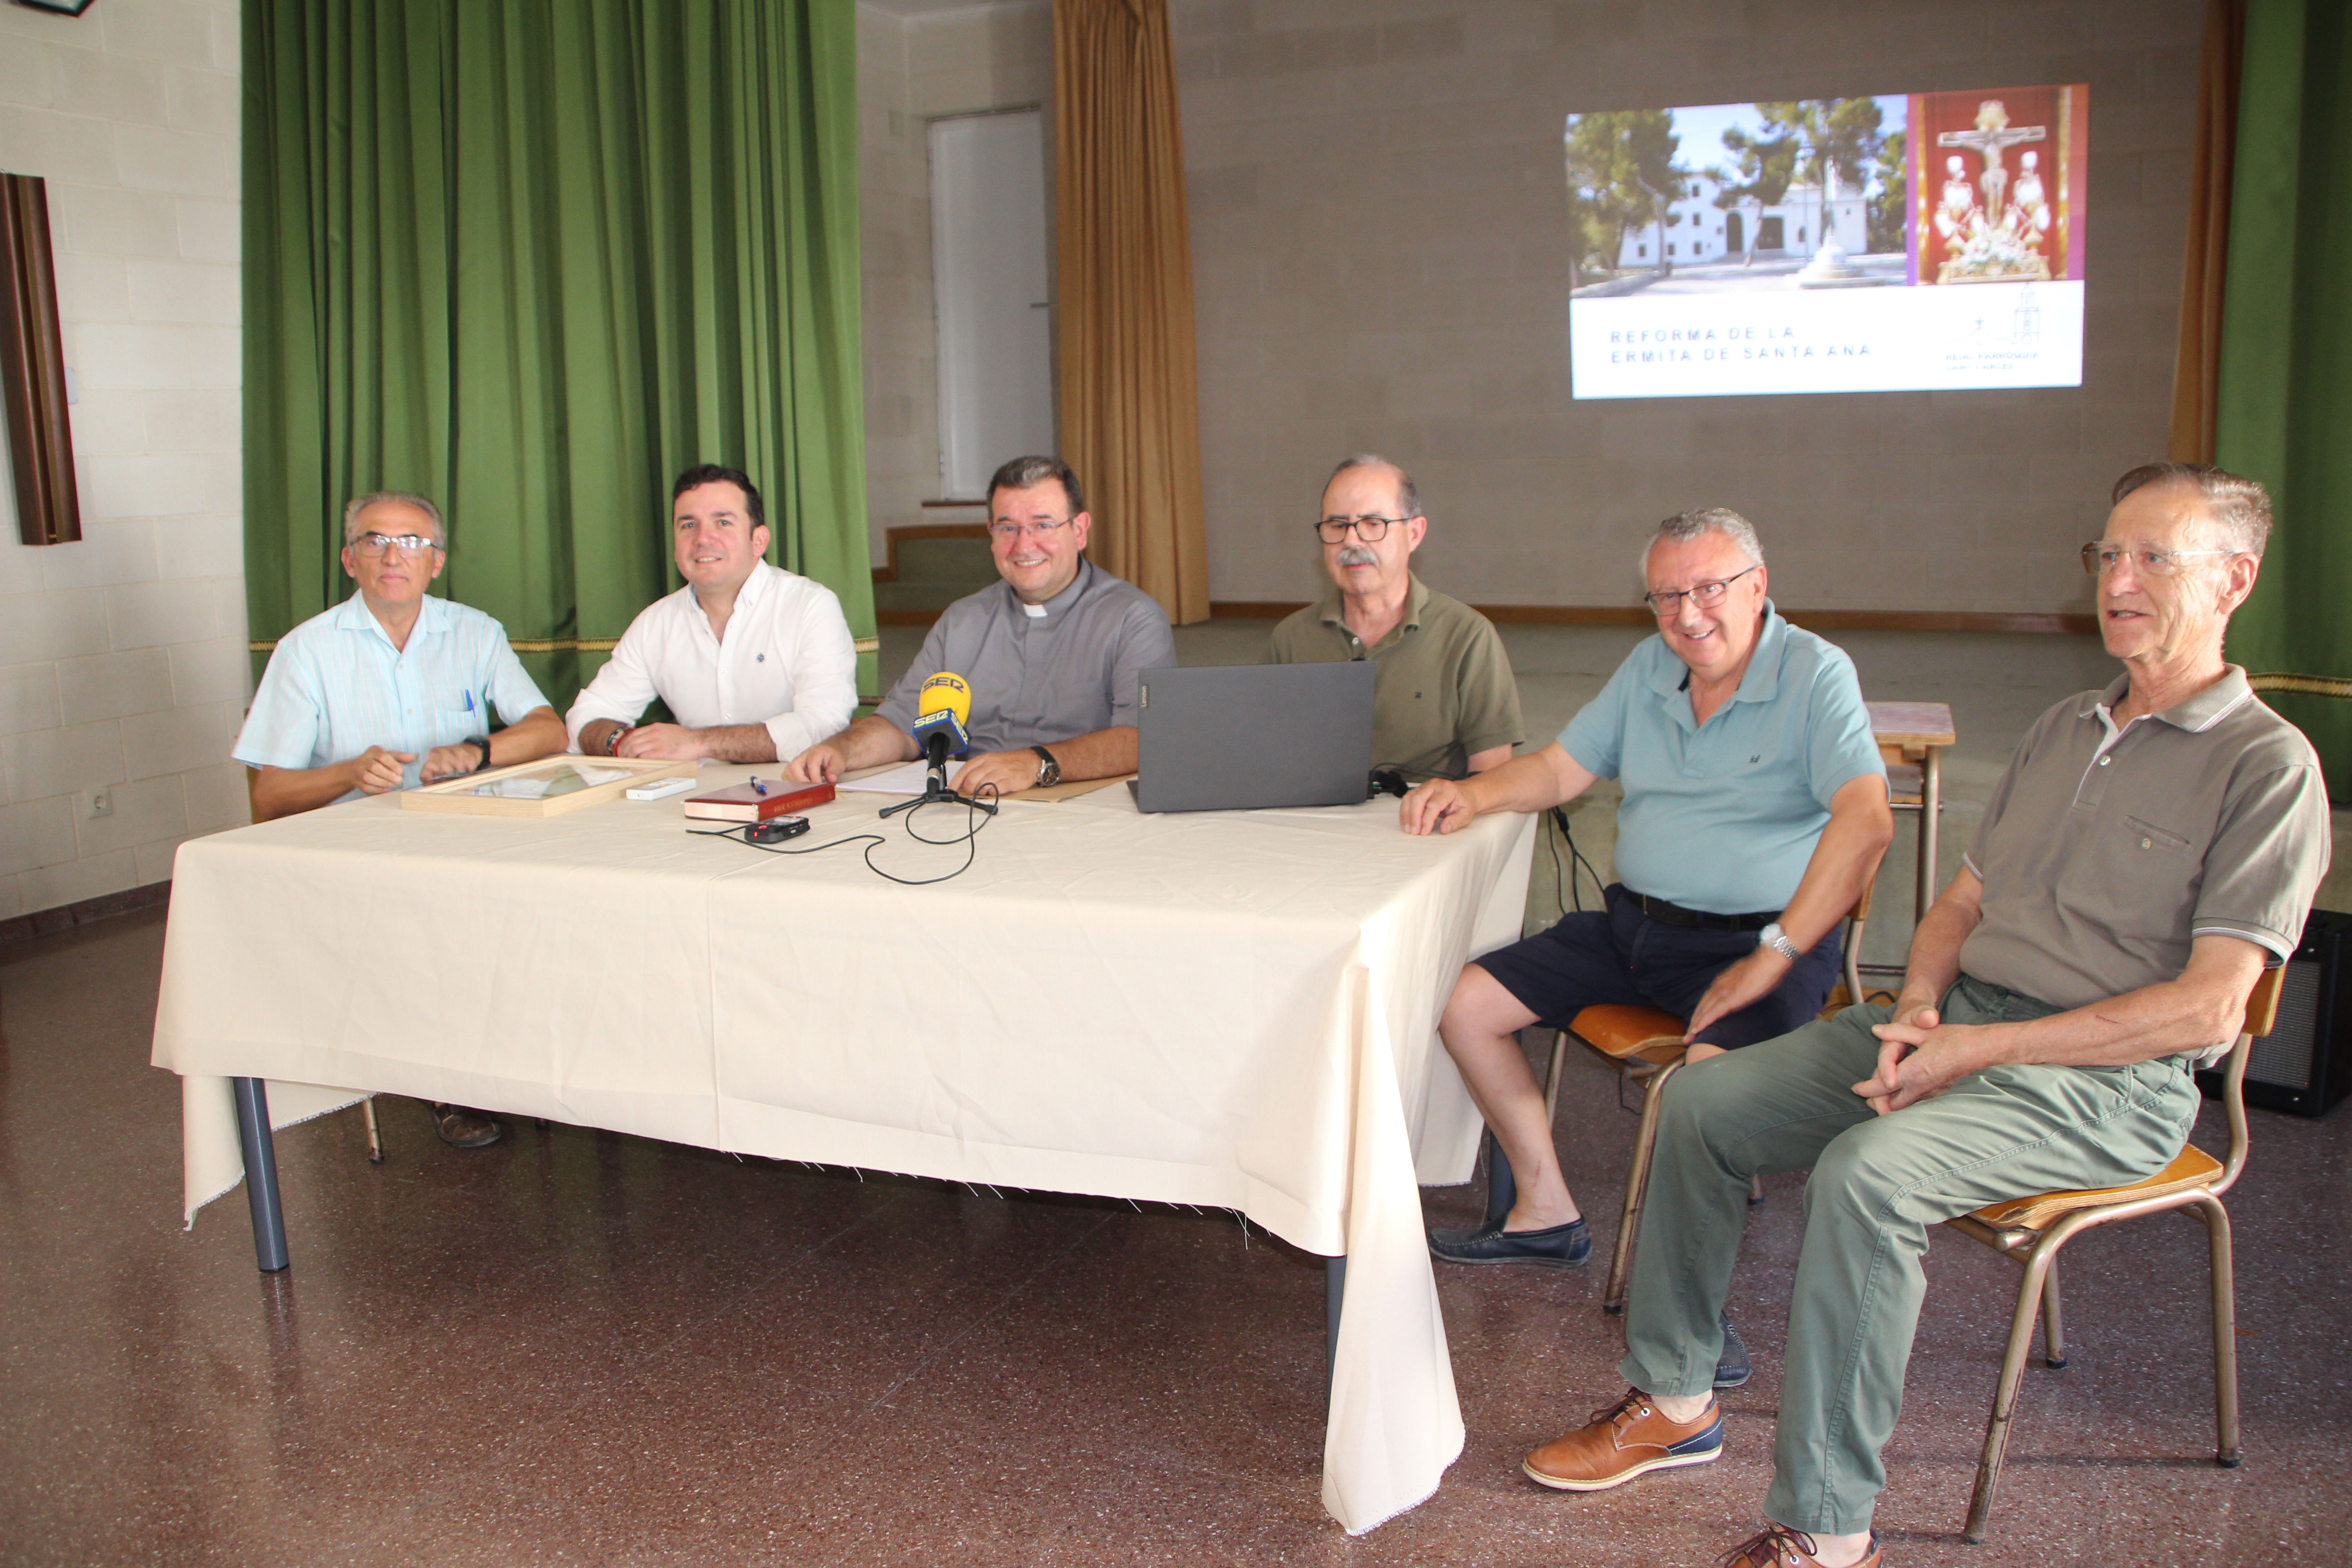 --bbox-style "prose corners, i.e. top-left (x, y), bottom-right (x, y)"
top-left (0, 170), bottom-right (80, 547)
